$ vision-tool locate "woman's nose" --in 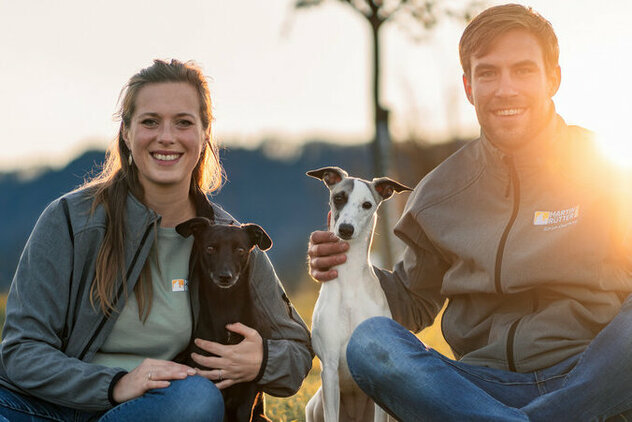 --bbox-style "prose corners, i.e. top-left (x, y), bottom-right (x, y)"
top-left (158, 122), bottom-right (175, 144)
